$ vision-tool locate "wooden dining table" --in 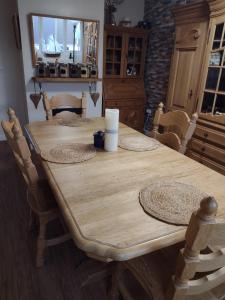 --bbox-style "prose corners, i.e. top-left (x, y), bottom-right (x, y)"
top-left (26, 117), bottom-right (225, 263)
